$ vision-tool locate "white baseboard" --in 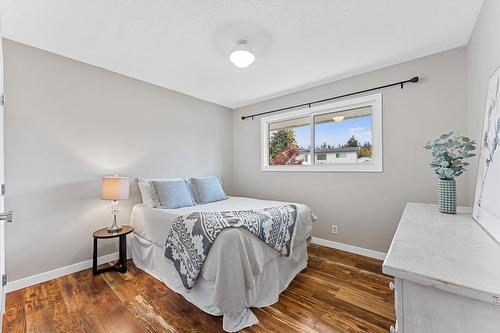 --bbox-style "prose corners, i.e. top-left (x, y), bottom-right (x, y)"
top-left (311, 237), bottom-right (386, 260)
top-left (6, 252), bottom-right (121, 292)
top-left (6, 238), bottom-right (384, 292)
